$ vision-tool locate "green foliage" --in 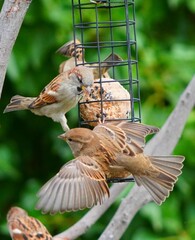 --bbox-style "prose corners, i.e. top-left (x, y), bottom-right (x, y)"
top-left (1, 0), bottom-right (195, 239)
